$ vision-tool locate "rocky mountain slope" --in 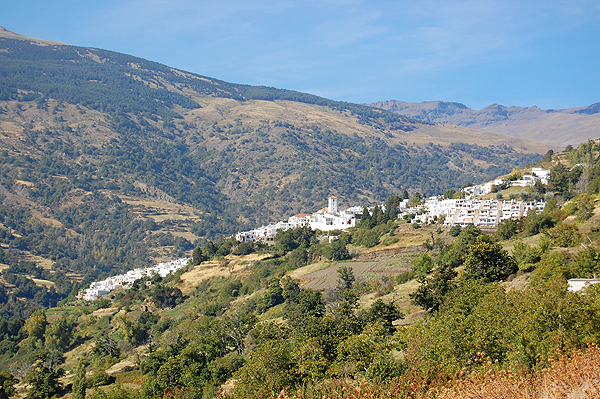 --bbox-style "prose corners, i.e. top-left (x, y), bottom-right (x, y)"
top-left (369, 100), bottom-right (600, 147)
